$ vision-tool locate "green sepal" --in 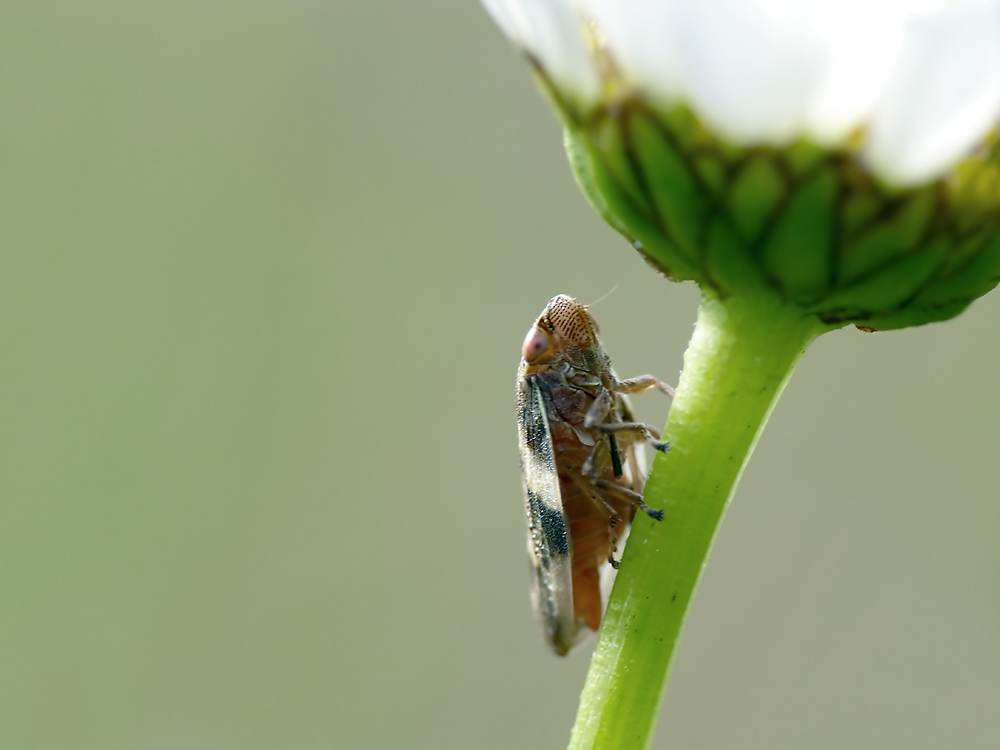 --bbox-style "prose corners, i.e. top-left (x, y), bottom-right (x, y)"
top-left (563, 101), bottom-right (1000, 331)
